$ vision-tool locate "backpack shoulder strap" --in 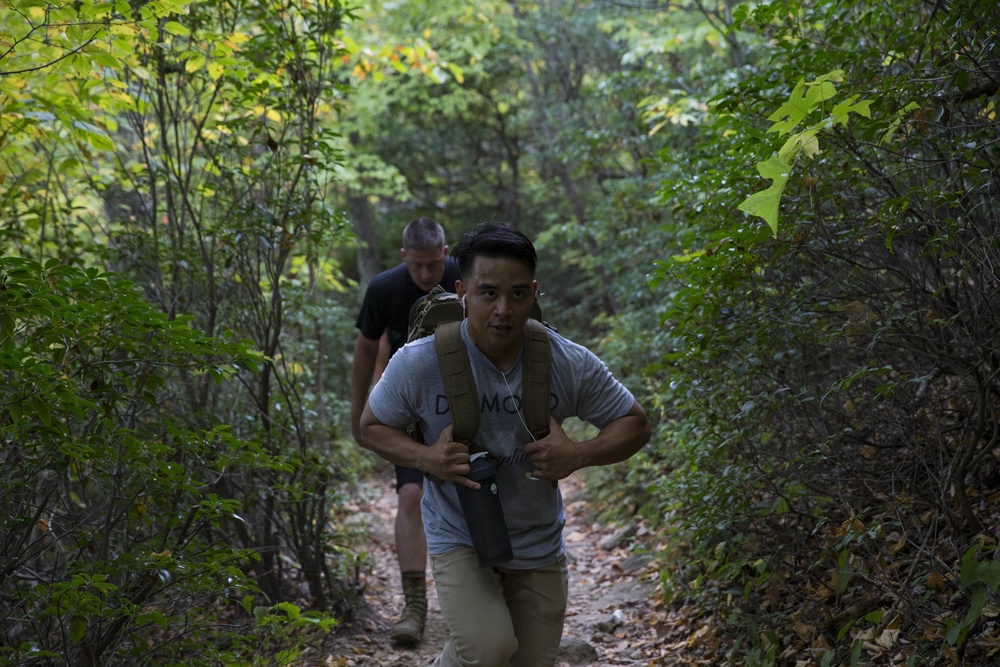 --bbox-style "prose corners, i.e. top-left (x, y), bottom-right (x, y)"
top-left (522, 319), bottom-right (551, 439)
top-left (434, 321), bottom-right (480, 446)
